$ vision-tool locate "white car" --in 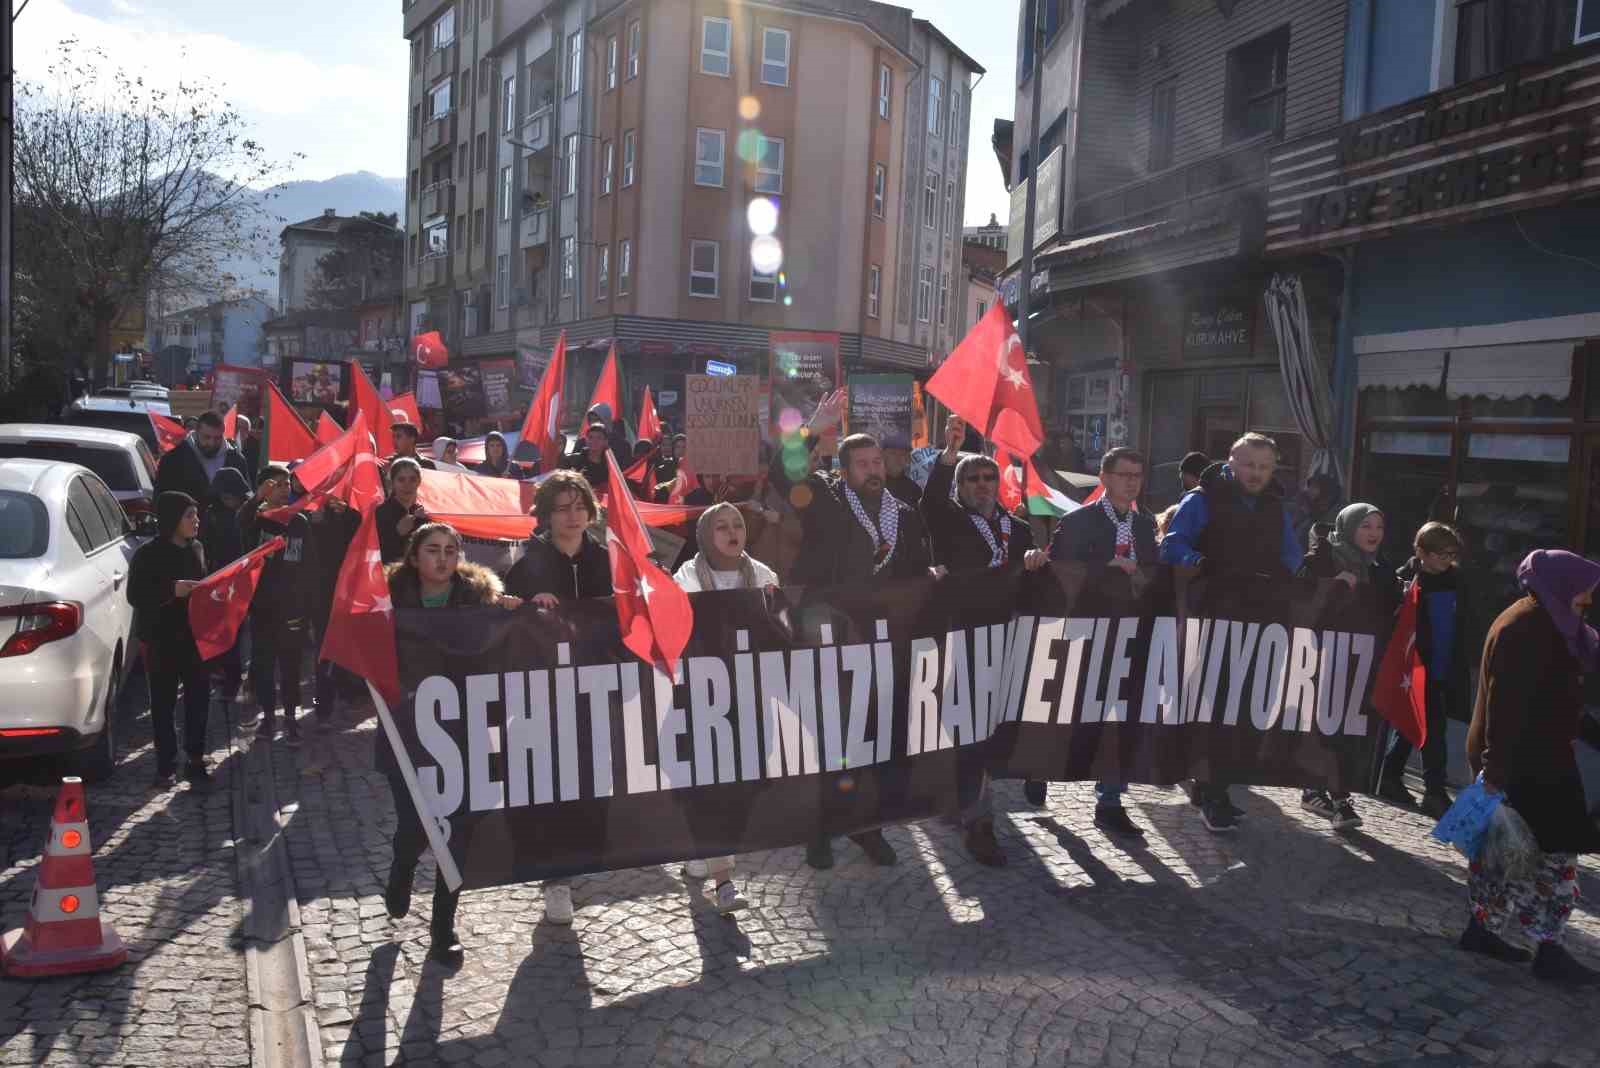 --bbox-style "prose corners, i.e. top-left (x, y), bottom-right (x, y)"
top-left (0, 458), bottom-right (144, 781)
top-left (0, 424), bottom-right (159, 524)
top-left (65, 395), bottom-right (173, 454)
